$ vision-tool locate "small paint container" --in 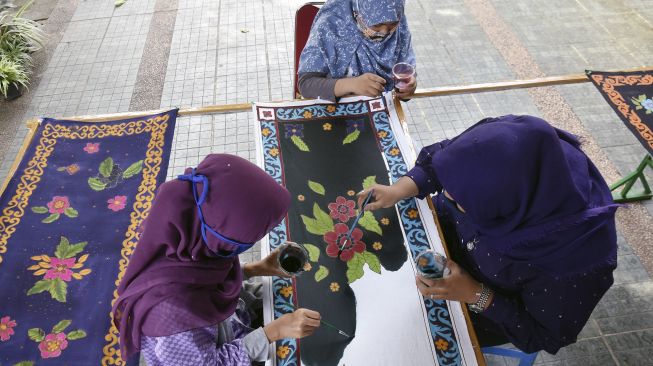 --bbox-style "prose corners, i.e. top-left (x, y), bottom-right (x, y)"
top-left (278, 242), bottom-right (309, 276)
top-left (415, 250), bottom-right (450, 279)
